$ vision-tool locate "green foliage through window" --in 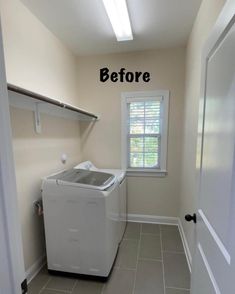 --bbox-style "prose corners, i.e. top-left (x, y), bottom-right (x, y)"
top-left (128, 100), bottom-right (161, 168)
